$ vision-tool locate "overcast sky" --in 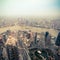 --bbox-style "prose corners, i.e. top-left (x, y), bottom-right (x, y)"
top-left (0, 0), bottom-right (60, 17)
